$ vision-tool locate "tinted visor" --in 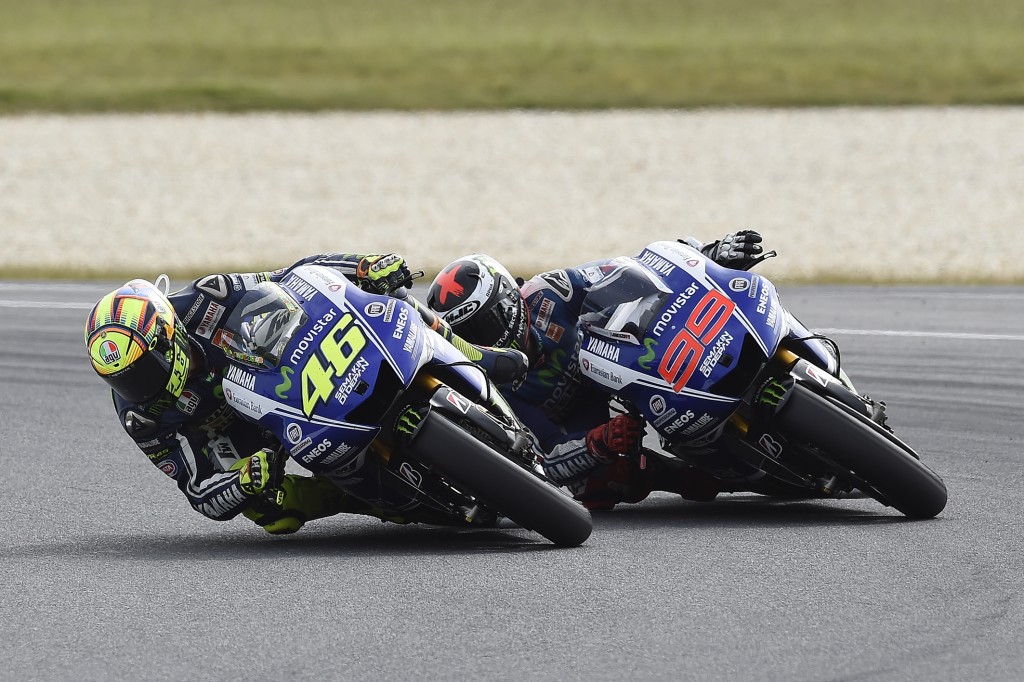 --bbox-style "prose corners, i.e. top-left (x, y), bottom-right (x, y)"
top-left (452, 279), bottom-right (525, 348)
top-left (105, 322), bottom-right (190, 403)
top-left (105, 346), bottom-right (175, 403)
